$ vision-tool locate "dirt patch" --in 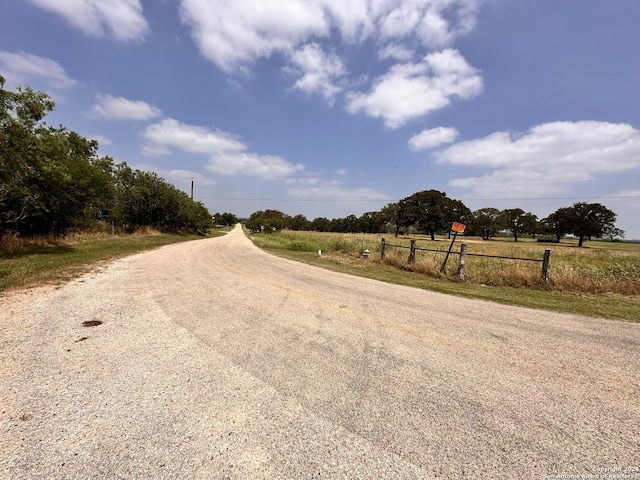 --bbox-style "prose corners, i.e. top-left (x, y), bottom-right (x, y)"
top-left (82, 320), bottom-right (102, 327)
